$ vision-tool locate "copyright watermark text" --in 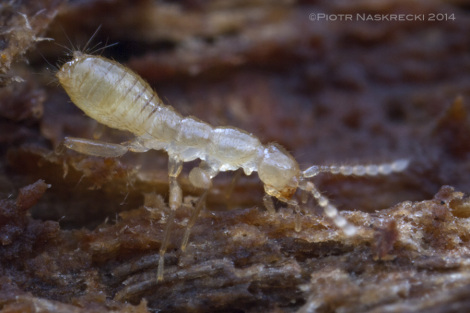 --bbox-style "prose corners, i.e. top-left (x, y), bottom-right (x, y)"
top-left (309, 13), bottom-right (456, 22)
